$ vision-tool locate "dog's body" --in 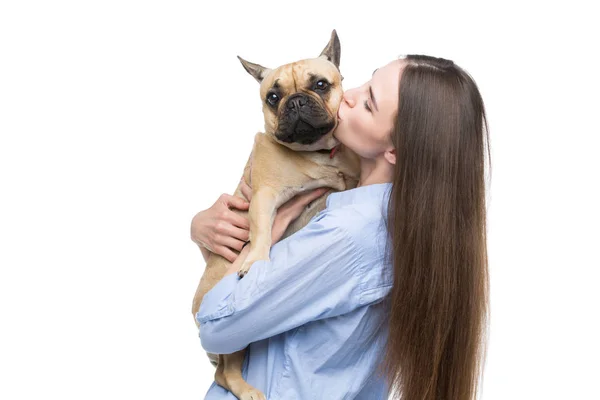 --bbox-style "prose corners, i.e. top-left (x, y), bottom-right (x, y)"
top-left (192, 31), bottom-right (360, 400)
